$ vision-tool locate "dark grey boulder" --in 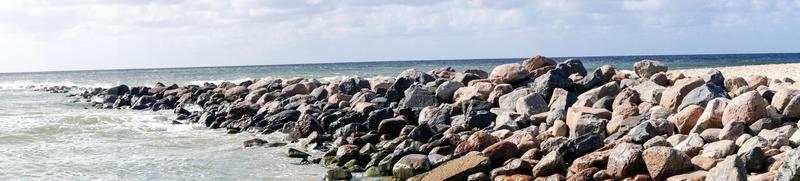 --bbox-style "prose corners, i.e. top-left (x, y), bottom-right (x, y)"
top-left (557, 133), bottom-right (604, 163)
top-left (398, 87), bottom-right (438, 110)
top-left (435, 81), bottom-right (464, 103)
top-left (678, 83), bottom-right (727, 111)
top-left (702, 69), bottom-right (725, 88)
top-left (628, 122), bottom-right (657, 144)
